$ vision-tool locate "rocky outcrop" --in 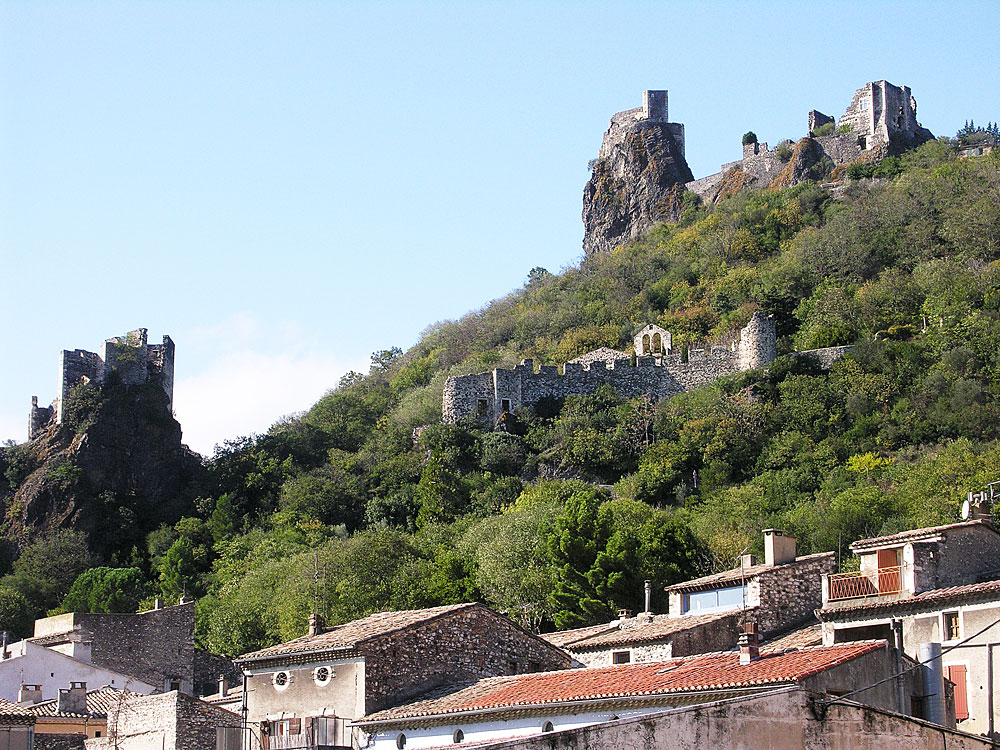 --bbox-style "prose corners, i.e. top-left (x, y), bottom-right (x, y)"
top-left (1, 380), bottom-right (203, 558)
top-left (583, 119), bottom-right (693, 255)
